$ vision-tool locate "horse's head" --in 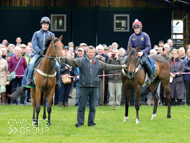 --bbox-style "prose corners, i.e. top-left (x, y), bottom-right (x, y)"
top-left (125, 45), bottom-right (140, 76)
top-left (49, 35), bottom-right (64, 58)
